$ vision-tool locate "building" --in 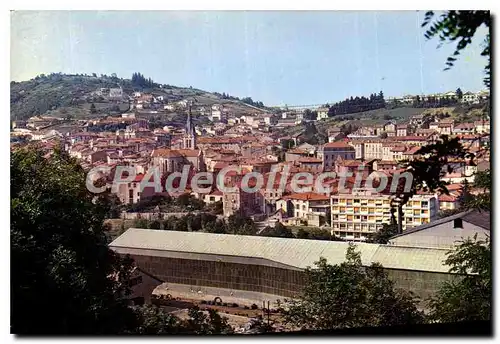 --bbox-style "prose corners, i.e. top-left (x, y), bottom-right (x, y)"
top-left (330, 188), bottom-right (439, 241)
top-left (461, 92), bottom-right (479, 104)
top-left (183, 106), bottom-right (197, 149)
top-left (277, 192), bottom-right (330, 224)
top-left (110, 229), bottom-right (462, 303)
top-left (316, 107), bottom-right (329, 120)
top-left (388, 210), bottom-right (490, 249)
top-left (317, 141), bottom-right (356, 171)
